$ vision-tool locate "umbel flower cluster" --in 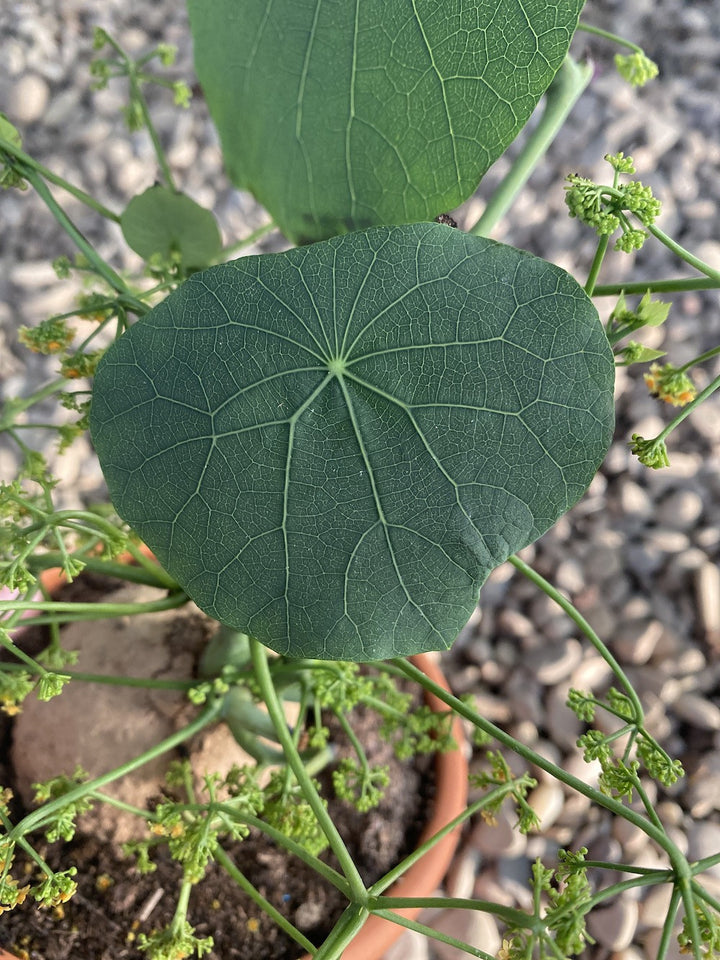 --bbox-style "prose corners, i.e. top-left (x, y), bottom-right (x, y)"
top-left (564, 152), bottom-right (662, 252)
